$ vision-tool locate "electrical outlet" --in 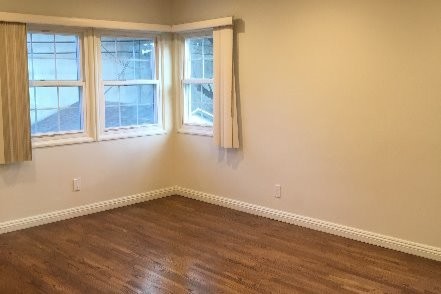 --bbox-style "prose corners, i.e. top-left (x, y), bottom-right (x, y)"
top-left (274, 184), bottom-right (281, 198)
top-left (73, 178), bottom-right (81, 192)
